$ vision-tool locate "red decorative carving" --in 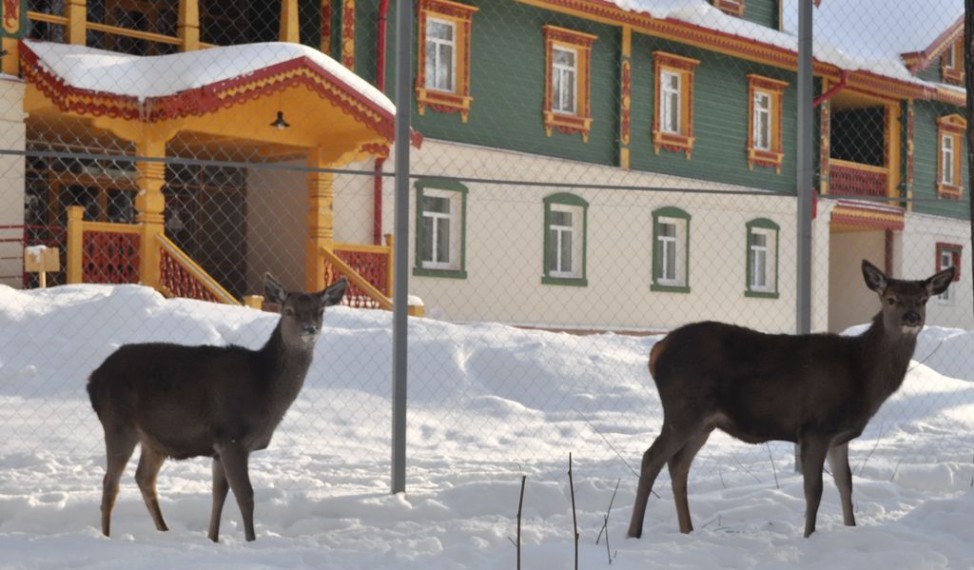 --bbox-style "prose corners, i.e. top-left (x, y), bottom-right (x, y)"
top-left (341, 0), bottom-right (355, 69)
top-left (322, 246), bottom-right (392, 310)
top-left (82, 231), bottom-right (140, 284)
top-left (829, 163), bottom-right (888, 198)
top-left (321, 1), bottom-right (332, 55)
top-left (19, 42), bottom-right (398, 142)
top-left (620, 58), bottom-right (631, 146)
top-left (820, 101), bottom-right (830, 192)
top-left (905, 102), bottom-right (914, 193)
top-left (159, 248), bottom-right (222, 303)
